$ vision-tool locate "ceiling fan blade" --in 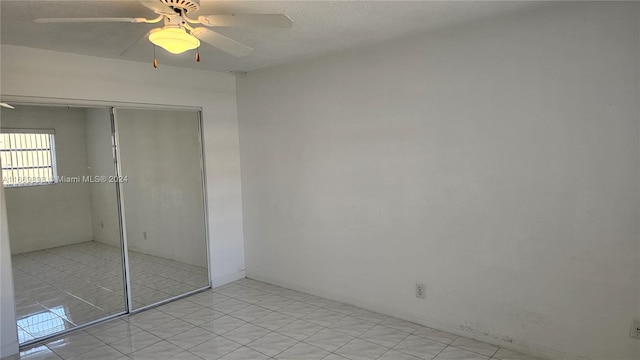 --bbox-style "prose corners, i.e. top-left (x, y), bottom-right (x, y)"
top-left (138, 0), bottom-right (175, 15)
top-left (198, 14), bottom-right (293, 28)
top-left (191, 28), bottom-right (253, 57)
top-left (0, 103), bottom-right (15, 109)
top-left (35, 17), bottom-right (150, 23)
